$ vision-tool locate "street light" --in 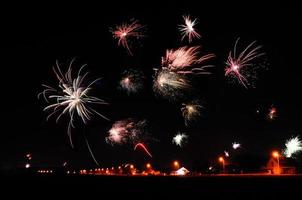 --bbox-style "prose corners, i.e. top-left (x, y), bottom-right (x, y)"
top-left (173, 161), bottom-right (180, 170)
top-left (272, 151), bottom-right (280, 174)
top-left (146, 163), bottom-right (152, 169)
top-left (218, 157), bottom-right (225, 174)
